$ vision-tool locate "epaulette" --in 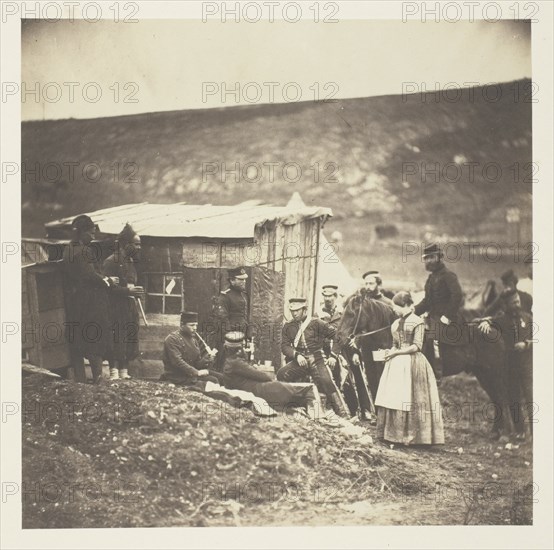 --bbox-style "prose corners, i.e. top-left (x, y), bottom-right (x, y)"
top-left (221, 289), bottom-right (230, 295)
